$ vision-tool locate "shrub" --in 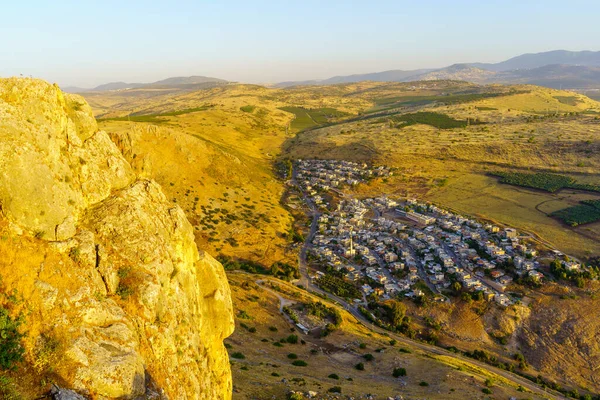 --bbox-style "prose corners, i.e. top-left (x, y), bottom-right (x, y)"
top-left (292, 360), bottom-right (308, 367)
top-left (398, 347), bottom-right (411, 354)
top-left (363, 354), bottom-right (374, 361)
top-left (287, 353), bottom-right (298, 359)
top-left (287, 392), bottom-right (304, 400)
top-left (269, 326), bottom-right (278, 332)
top-left (359, 343), bottom-right (367, 349)
top-left (355, 362), bottom-right (365, 371)
top-left (389, 339), bottom-right (397, 346)
top-left (328, 386), bottom-right (342, 393)
top-left (271, 372), bottom-right (280, 377)
top-left (392, 367), bottom-right (407, 377)
top-left (482, 388), bottom-right (492, 394)
top-left (419, 381), bottom-right (429, 387)
top-left (328, 373), bottom-right (339, 380)
top-left (0, 307), bottom-right (24, 370)
top-left (286, 334), bottom-right (298, 344)
top-left (0, 375), bottom-right (21, 400)
top-left (231, 352), bottom-right (245, 359)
